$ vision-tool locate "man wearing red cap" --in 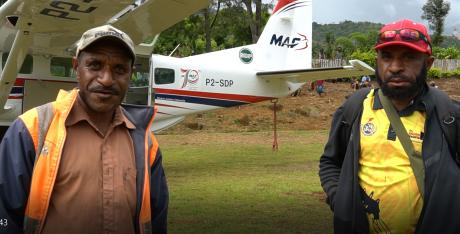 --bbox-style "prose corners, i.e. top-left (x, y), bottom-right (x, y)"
top-left (319, 19), bottom-right (460, 233)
